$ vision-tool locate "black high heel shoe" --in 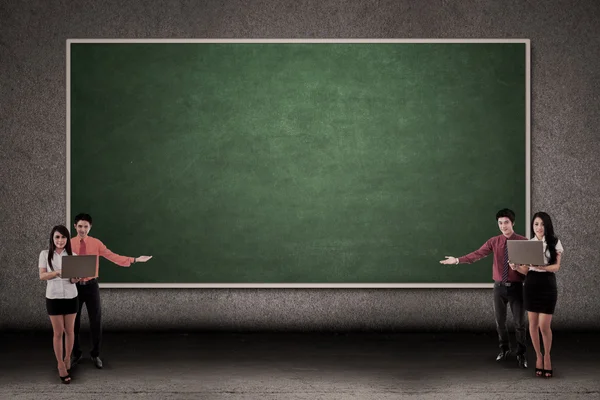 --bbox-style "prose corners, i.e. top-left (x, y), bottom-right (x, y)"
top-left (535, 367), bottom-right (544, 377)
top-left (544, 369), bottom-right (553, 378)
top-left (60, 374), bottom-right (71, 384)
